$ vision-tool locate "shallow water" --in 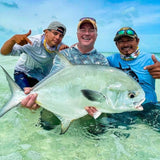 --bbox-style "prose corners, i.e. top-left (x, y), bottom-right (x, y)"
top-left (0, 53), bottom-right (160, 160)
